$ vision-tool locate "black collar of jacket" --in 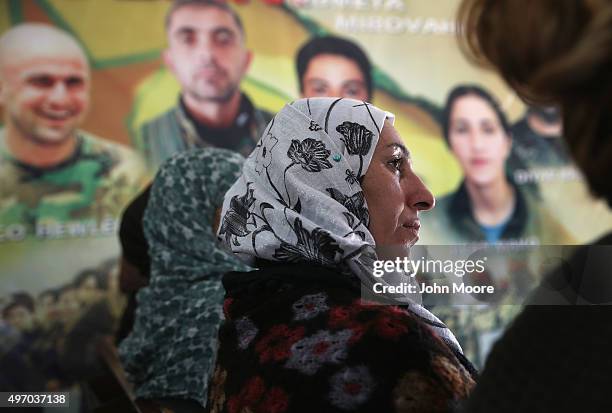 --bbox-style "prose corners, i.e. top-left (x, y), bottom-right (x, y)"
top-left (447, 179), bottom-right (528, 241)
top-left (223, 260), bottom-right (362, 298)
top-left (179, 93), bottom-right (254, 135)
top-left (222, 261), bottom-right (362, 320)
